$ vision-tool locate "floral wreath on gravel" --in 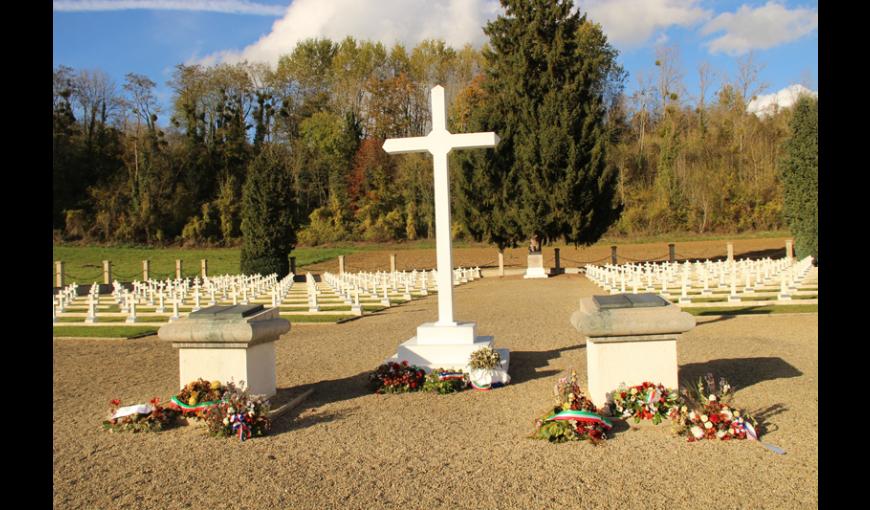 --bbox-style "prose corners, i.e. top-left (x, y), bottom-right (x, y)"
top-left (104, 379), bottom-right (272, 441)
top-left (609, 381), bottom-right (680, 424)
top-left (169, 378), bottom-right (225, 417)
top-left (669, 374), bottom-right (763, 444)
top-left (369, 361), bottom-right (471, 394)
top-left (369, 361), bottom-right (427, 393)
top-left (531, 371), bottom-right (612, 444)
top-left (606, 374), bottom-right (784, 453)
top-left (103, 397), bottom-right (181, 433)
